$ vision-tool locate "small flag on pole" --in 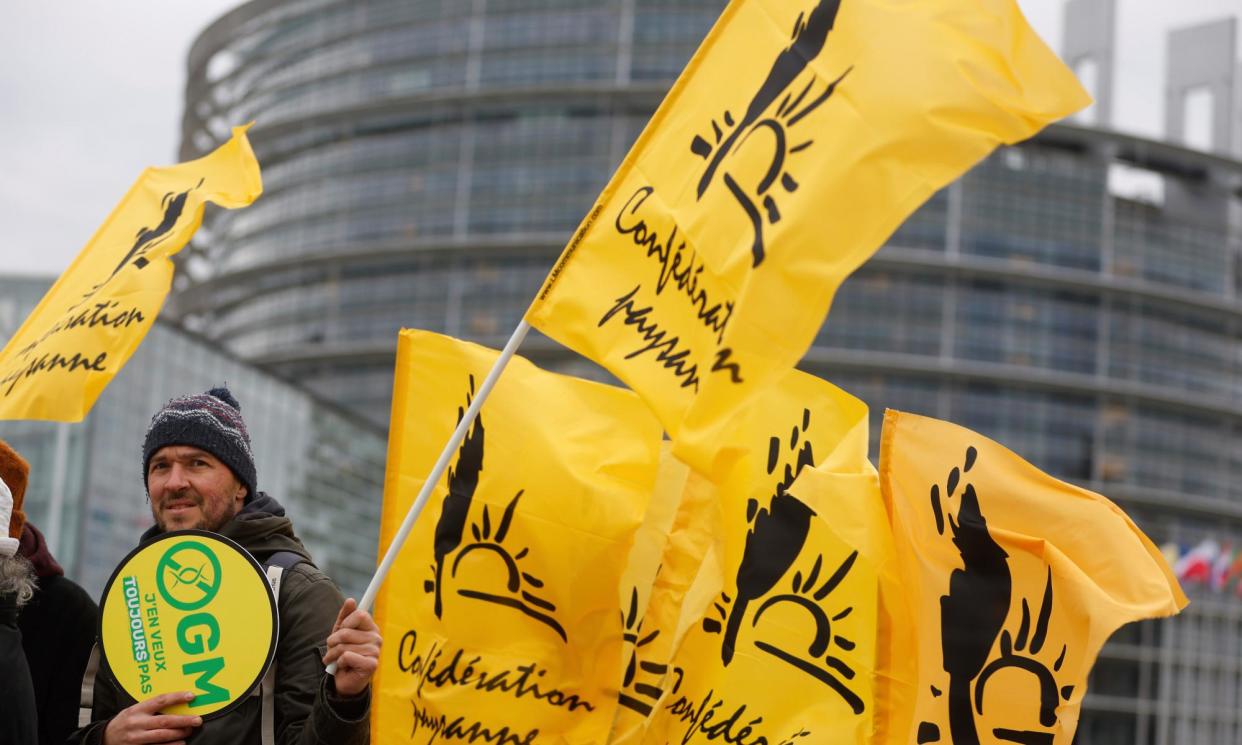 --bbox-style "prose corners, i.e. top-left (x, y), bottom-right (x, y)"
top-left (0, 127), bottom-right (262, 421)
